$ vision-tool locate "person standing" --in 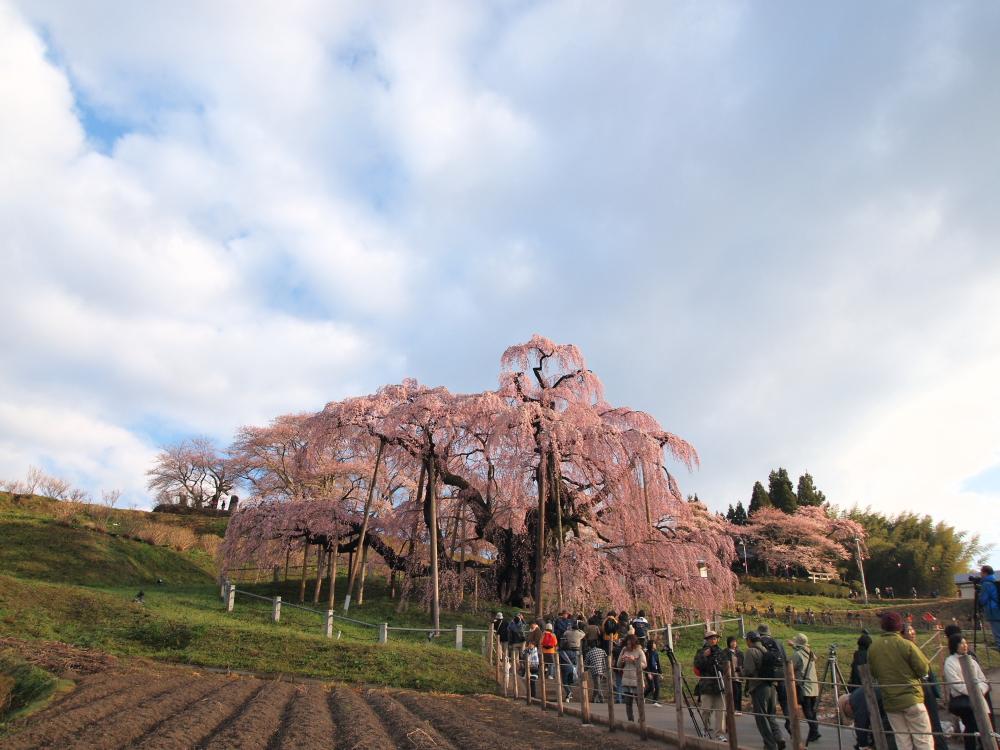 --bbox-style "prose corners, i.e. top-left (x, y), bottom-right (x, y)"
top-left (585, 643), bottom-right (609, 703)
top-left (867, 612), bottom-right (933, 750)
top-left (743, 631), bottom-right (786, 750)
top-left (977, 565), bottom-right (1000, 649)
top-left (789, 633), bottom-right (821, 744)
top-left (541, 623), bottom-right (559, 679)
top-left (695, 630), bottom-right (727, 741)
top-left (617, 633), bottom-right (647, 722)
top-left (943, 634), bottom-right (992, 750)
top-left (757, 623), bottom-right (791, 726)
top-left (645, 637), bottom-right (663, 706)
top-left (632, 610), bottom-right (651, 647)
top-left (849, 631), bottom-right (872, 688)
top-left (727, 635), bottom-right (745, 713)
top-left (903, 624), bottom-right (947, 750)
